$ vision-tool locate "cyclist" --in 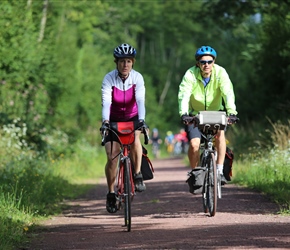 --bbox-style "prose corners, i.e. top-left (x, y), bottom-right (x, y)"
top-left (100, 43), bottom-right (148, 213)
top-left (178, 45), bottom-right (238, 185)
top-left (150, 128), bottom-right (162, 158)
top-left (164, 131), bottom-right (175, 154)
